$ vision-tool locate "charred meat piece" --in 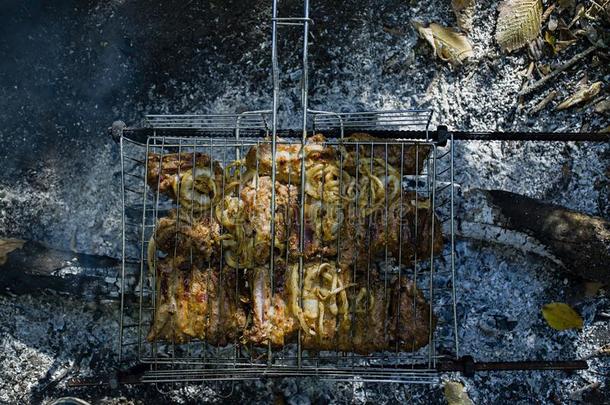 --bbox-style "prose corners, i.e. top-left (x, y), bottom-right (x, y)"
top-left (148, 210), bottom-right (222, 271)
top-left (350, 276), bottom-right (392, 353)
top-left (147, 258), bottom-right (246, 345)
top-left (245, 134), bottom-right (336, 185)
top-left (284, 262), bottom-right (434, 353)
top-left (368, 196), bottom-right (443, 264)
top-left (336, 196), bottom-right (443, 268)
top-left (340, 133), bottom-right (431, 176)
top-left (147, 152), bottom-right (223, 202)
top-left (350, 274), bottom-right (434, 353)
top-left (390, 276), bottom-right (434, 351)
